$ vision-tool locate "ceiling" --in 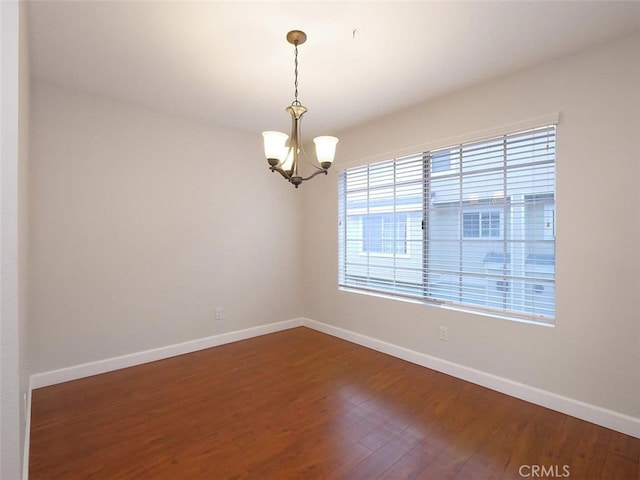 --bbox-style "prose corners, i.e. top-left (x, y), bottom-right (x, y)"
top-left (27, 1), bottom-right (640, 139)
